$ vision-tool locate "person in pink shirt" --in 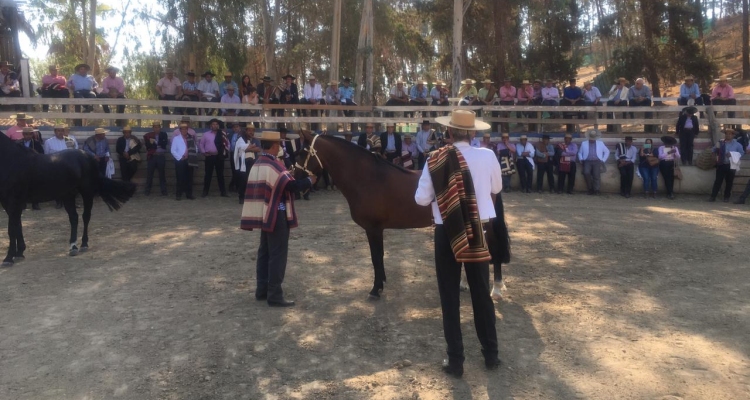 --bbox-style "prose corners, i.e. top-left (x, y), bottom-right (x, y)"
top-left (711, 76), bottom-right (736, 125)
top-left (498, 78), bottom-right (517, 134)
top-left (38, 65), bottom-right (70, 112)
top-left (97, 66), bottom-right (126, 114)
top-left (4, 113), bottom-right (32, 141)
